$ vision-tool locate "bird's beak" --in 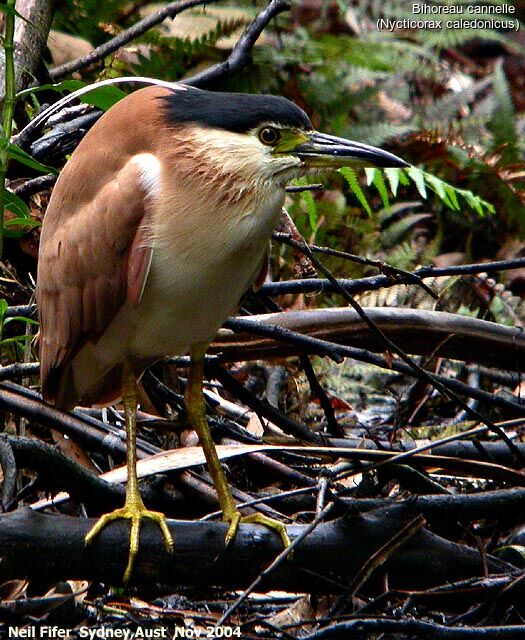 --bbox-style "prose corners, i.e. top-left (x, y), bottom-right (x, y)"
top-left (290, 131), bottom-right (408, 169)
